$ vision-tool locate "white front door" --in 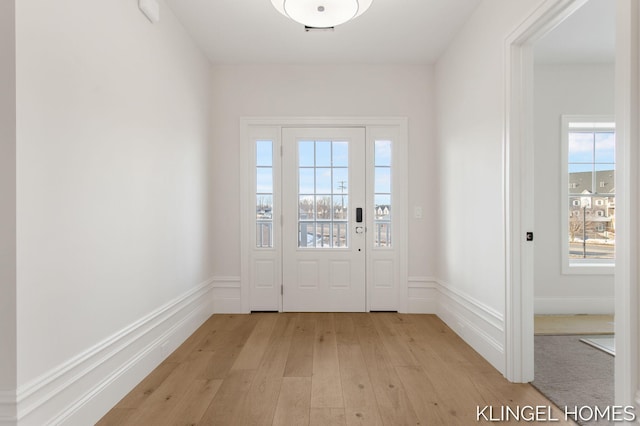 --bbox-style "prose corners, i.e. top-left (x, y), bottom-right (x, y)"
top-left (282, 128), bottom-right (366, 312)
